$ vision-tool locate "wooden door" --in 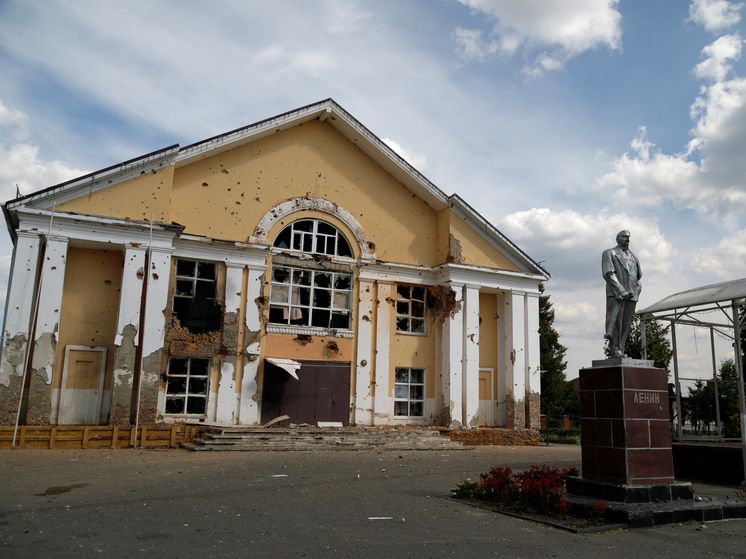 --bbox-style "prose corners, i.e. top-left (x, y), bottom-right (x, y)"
top-left (58, 346), bottom-right (107, 425)
top-left (478, 368), bottom-right (494, 427)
